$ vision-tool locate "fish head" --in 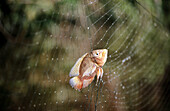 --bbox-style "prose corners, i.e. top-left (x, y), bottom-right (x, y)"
top-left (91, 49), bottom-right (108, 67)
